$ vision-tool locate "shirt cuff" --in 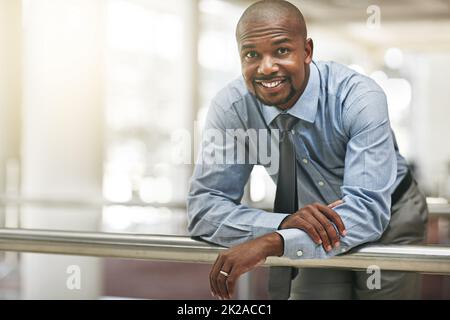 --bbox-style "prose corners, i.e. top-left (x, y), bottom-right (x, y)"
top-left (276, 228), bottom-right (342, 259)
top-left (251, 212), bottom-right (289, 238)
